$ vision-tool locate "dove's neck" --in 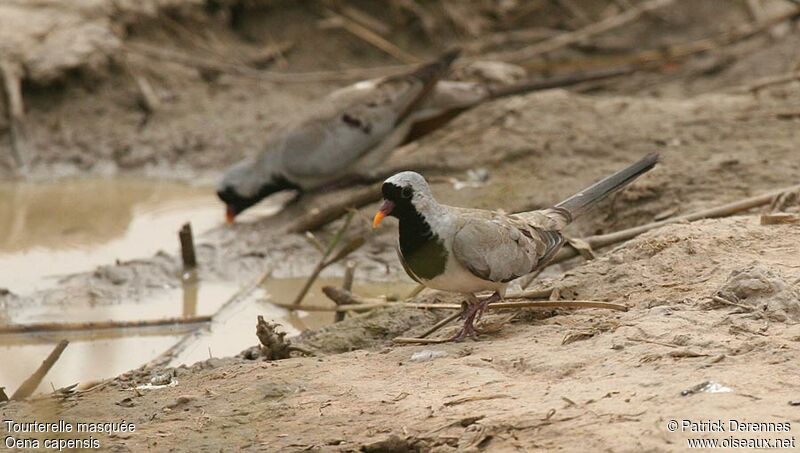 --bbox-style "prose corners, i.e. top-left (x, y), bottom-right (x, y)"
top-left (397, 207), bottom-right (438, 255)
top-left (395, 198), bottom-right (452, 281)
